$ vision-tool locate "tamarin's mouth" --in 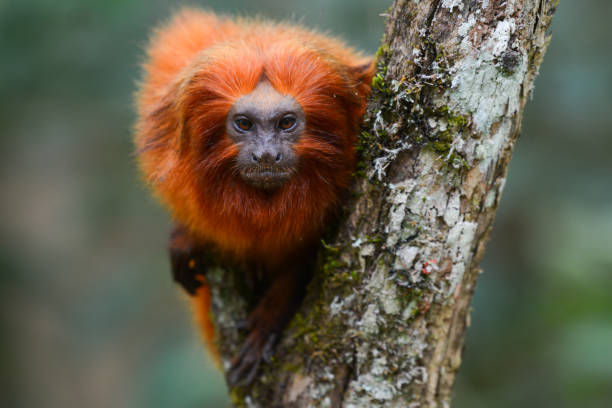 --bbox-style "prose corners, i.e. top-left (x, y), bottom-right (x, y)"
top-left (240, 167), bottom-right (292, 189)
